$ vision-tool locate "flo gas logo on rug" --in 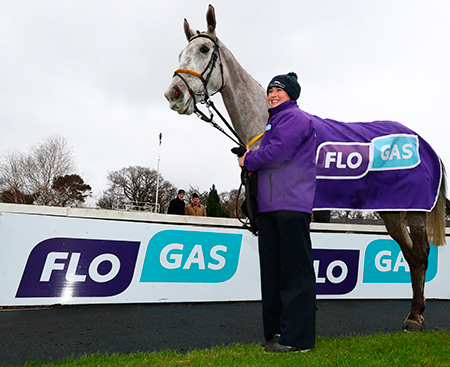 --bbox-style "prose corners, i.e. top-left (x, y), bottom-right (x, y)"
top-left (16, 238), bottom-right (140, 298)
top-left (363, 239), bottom-right (438, 283)
top-left (140, 230), bottom-right (242, 283)
top-left (316, 134), bottom-right (420, 179)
